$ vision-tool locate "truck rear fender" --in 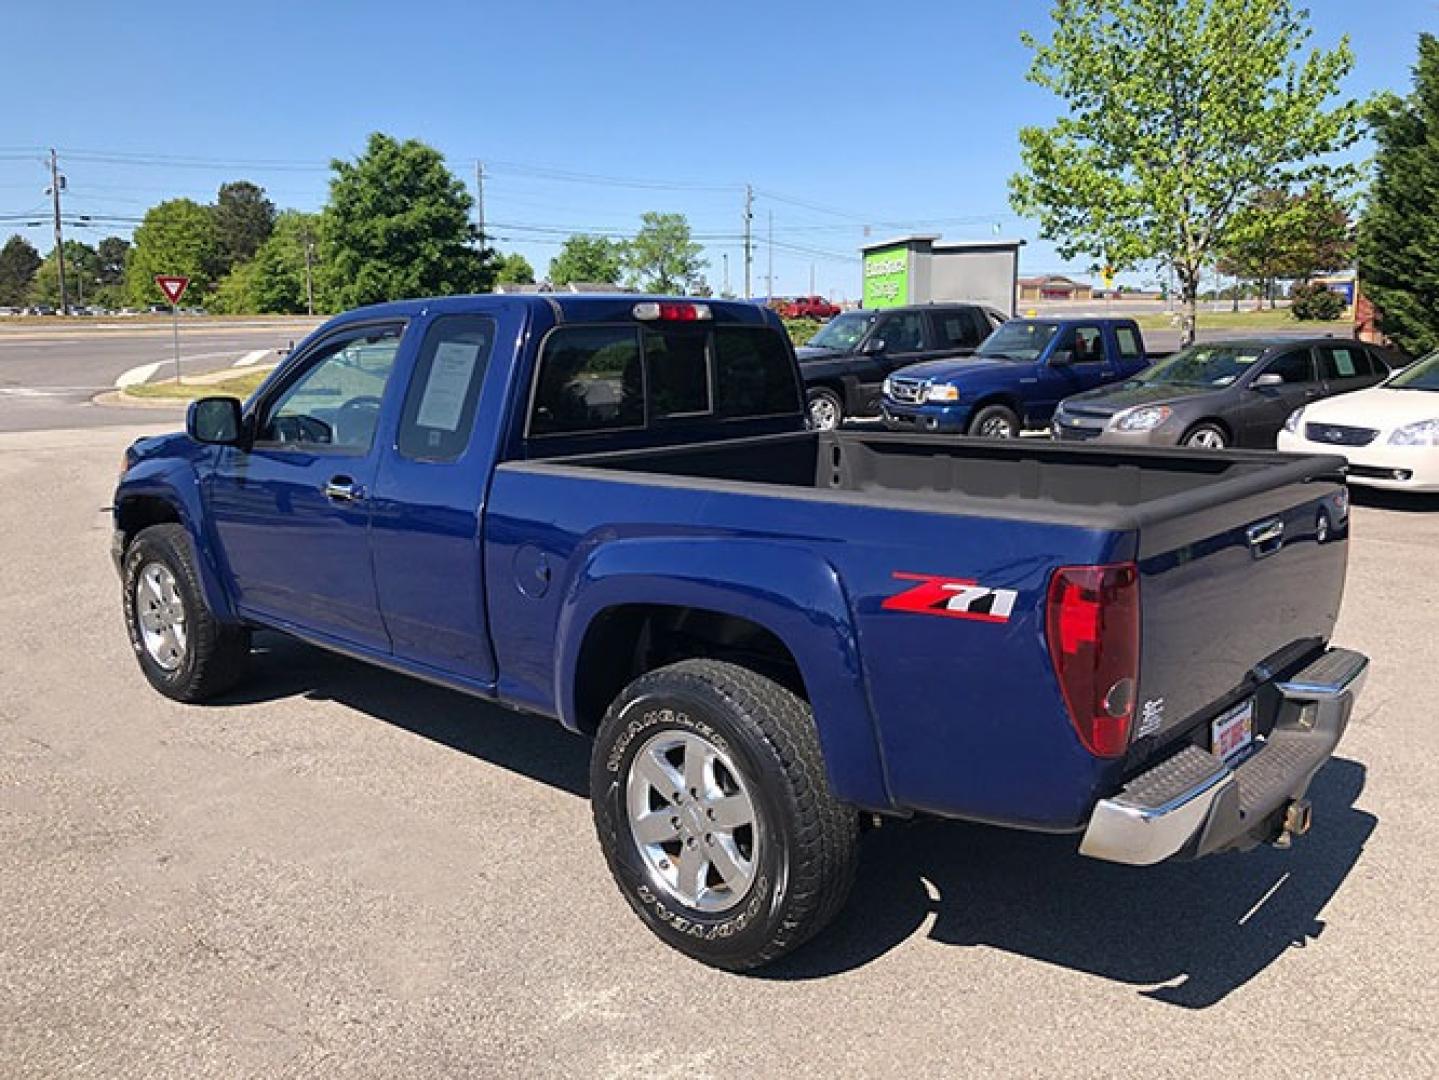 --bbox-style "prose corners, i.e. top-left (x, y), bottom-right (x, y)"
top-left (114, 463), bottom-right (237, 623)
top-left (556, 537), bottom-right (892, 810)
